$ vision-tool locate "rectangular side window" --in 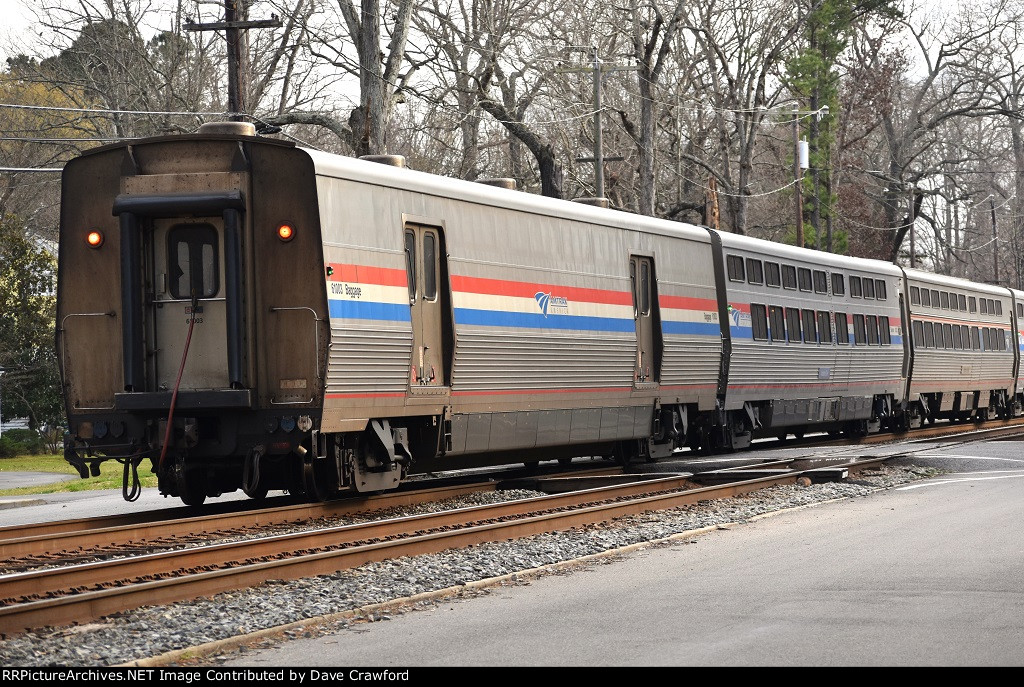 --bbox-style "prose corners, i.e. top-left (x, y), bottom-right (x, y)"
top-left (921, 289), bottom-right (931, 307)
top-left (751, 304), bottom-right (769, 340)
top-left (853, 314), bottom-right (867, 344)
top-left (727, 254), bottom-right (745, 282)
top-left (911, 286), bottom-right (920, 305)
top-left (802, 309), bottom-right (818, 344)
top-left (912, 320), bottom-right (923, 348)
top-left (875, 280), bottom-right (887, 300)
top-left (786, 307), bottom-right (803, 343)
top-left (766, 262), bottom-right (781, 287)
top-left (835, 313), bottom-right (849, 345)
top-left (817, 311), bottom-right (832, 343)
top-left (769, 306), bottom-right (786, 342)
top-left (831, 273), bottom-right (845, 295)
top-left (866, 315), bottom-right (879, 345)
top-left (813, 270), bottom-right (828, 294)
top-left (880, 316), bottom-right (891, 345)
top-left (863, 279), bottom-right (875, 299)
top-left (924, 321), bottom-right (935, 348)
top-left (798, 268), bottom-right (812, 292)
top-left (746, 258), bottom-right (764, 285)
top-left (958, 294), bottom-right (966, 311)
top-left (782, 265), bottom-right (797, 290)
top-left (850, 276), bottom-right (862, 298)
